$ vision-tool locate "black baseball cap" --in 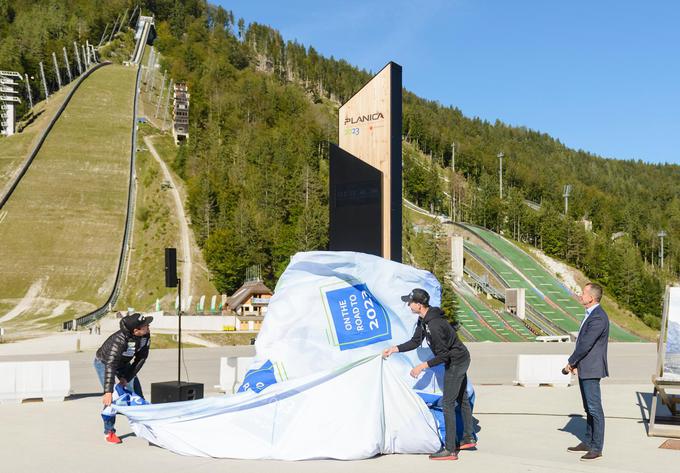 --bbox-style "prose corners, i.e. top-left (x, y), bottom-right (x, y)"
top-left (123, 313), bottom-right (153, 331)
top-left (401, 288), bottom-right (430, 305)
